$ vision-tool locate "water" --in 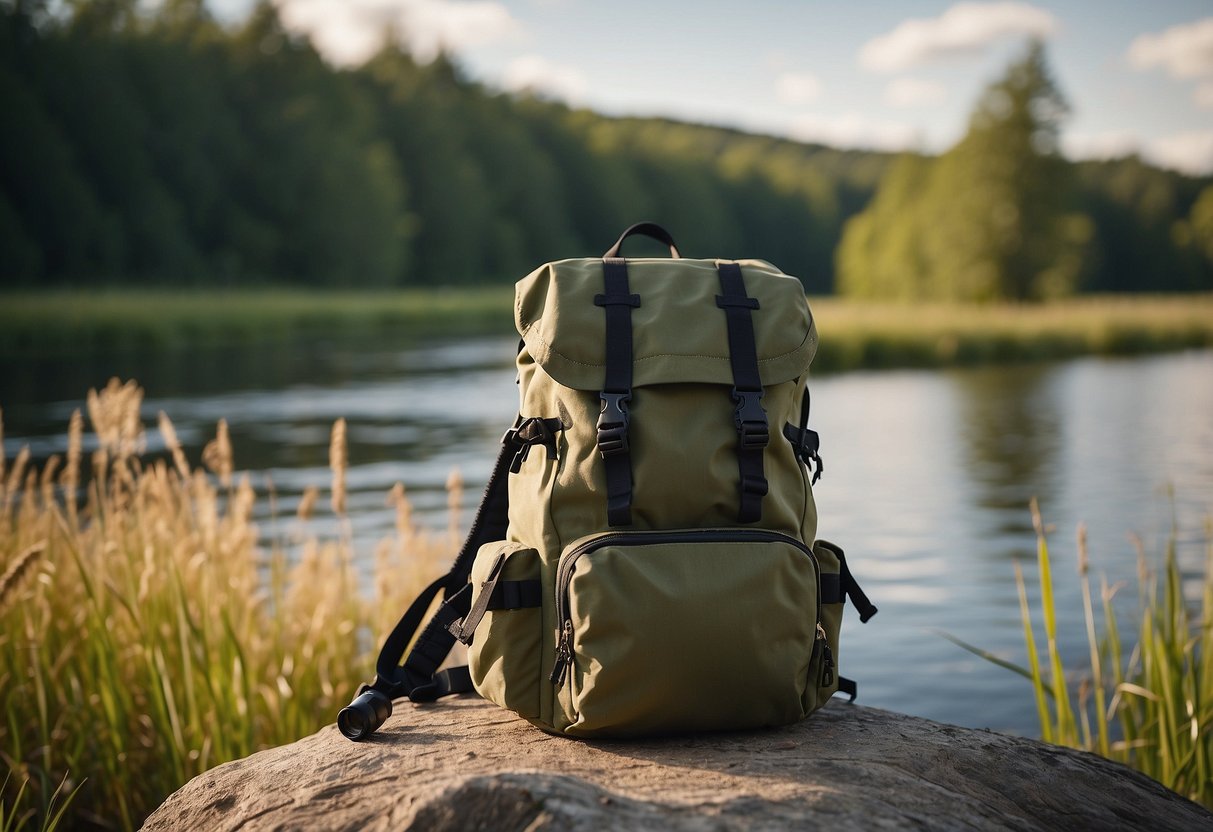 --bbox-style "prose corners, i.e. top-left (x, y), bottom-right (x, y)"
top-left (4, 339), bottom-right (1212, 735)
